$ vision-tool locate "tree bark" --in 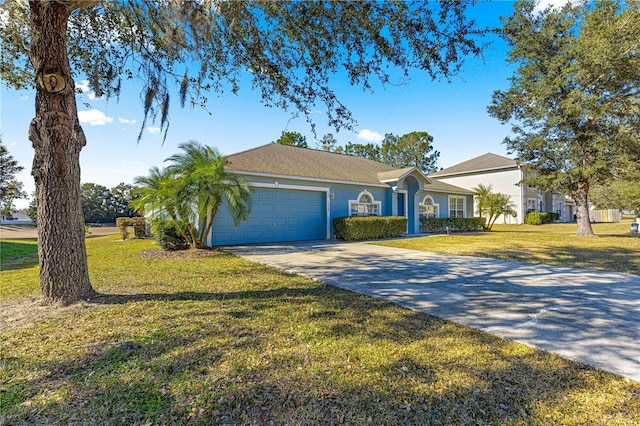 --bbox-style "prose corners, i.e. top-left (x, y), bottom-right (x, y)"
top-left (28, 0), bottom-right (95, 304)
top-left (574, 180), bottom-right (595, 237)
